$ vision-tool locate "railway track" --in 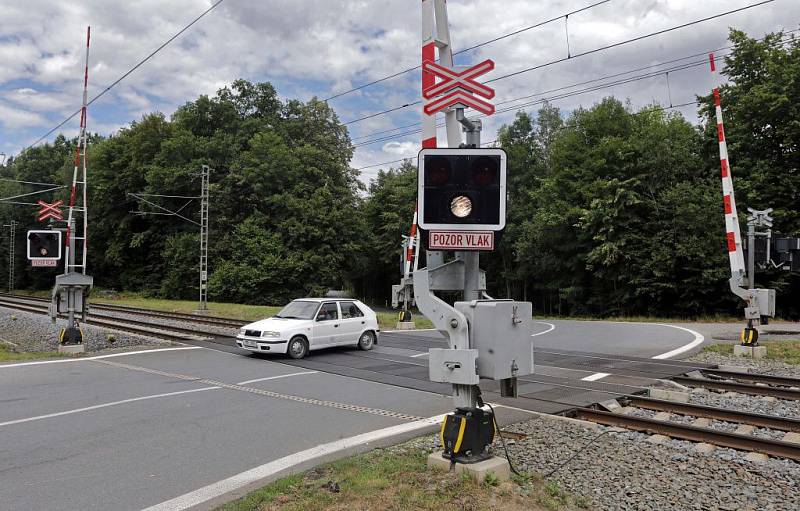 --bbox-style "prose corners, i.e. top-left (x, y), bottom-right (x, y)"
top-left (0, 292), bottom-right (245, 329)
top-left (671, 373), bottom-right (800, 401)
top-left (0, 297), bottom-right (222, 342)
